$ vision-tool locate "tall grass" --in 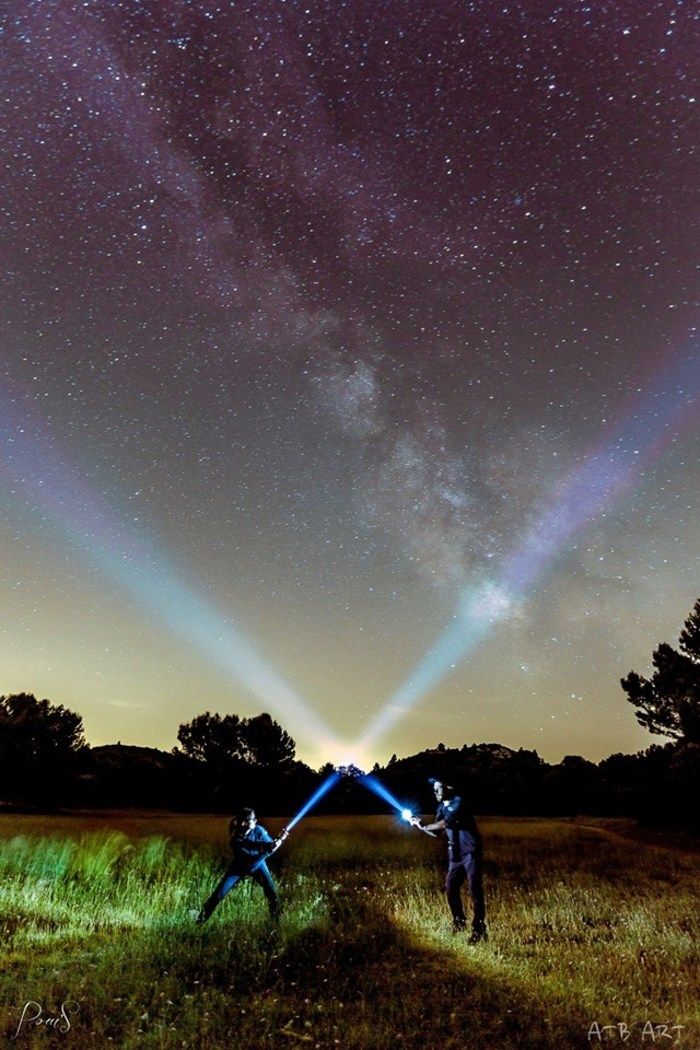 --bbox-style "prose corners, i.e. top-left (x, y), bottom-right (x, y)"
top-left (0, 816), bottom-right (696, 1048)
